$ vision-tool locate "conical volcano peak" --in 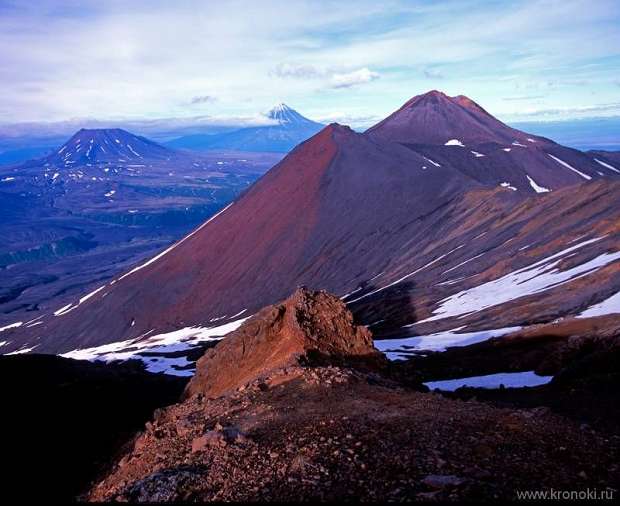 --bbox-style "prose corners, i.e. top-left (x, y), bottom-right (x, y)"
top-left (268, 103), bottom-right (314, 126)
top-left (366, 89), bottom-right (535, 145)
top-left (399, 90), bottom-right (452, 108)
top-left (46, 127), bottom-right (173, 166)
